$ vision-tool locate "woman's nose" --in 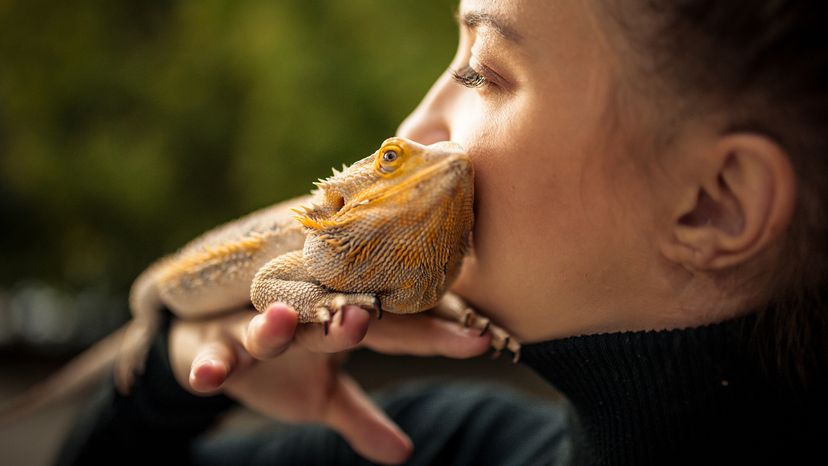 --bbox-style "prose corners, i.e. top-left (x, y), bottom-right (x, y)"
top-left (396, 70), bottom-right (458, 145)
